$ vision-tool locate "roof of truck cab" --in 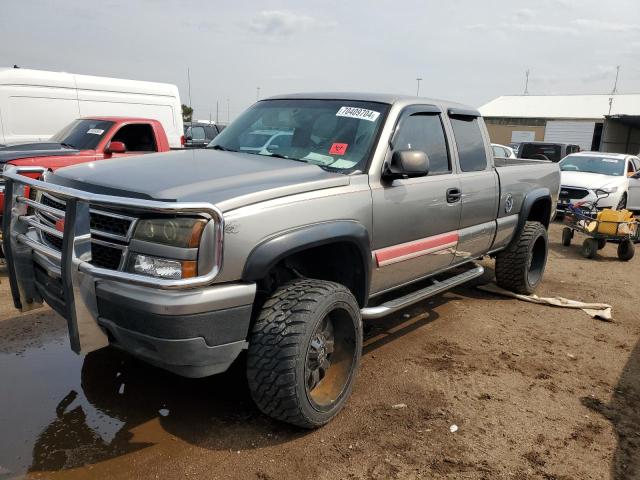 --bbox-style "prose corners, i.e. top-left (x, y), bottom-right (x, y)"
top-left (79, 116), bottom-right (160, 123)
top-left (263, 92), bottom-right (474, 110)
